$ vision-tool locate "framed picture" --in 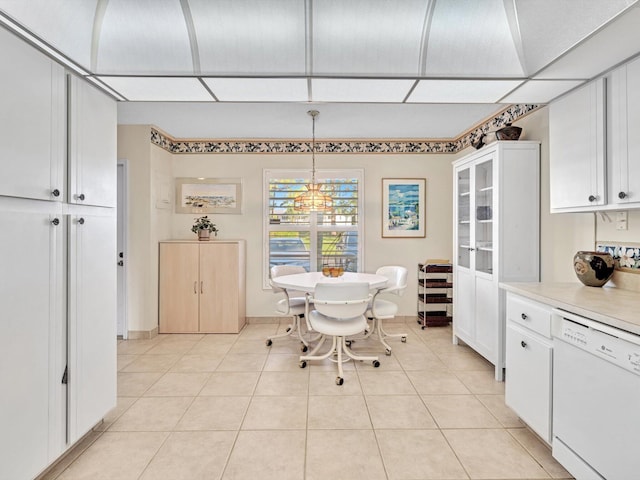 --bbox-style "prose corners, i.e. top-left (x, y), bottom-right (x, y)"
top-left (382, 178), bottom-right (426, 238)
top-left (175, 177), bottom-right (242, 214)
